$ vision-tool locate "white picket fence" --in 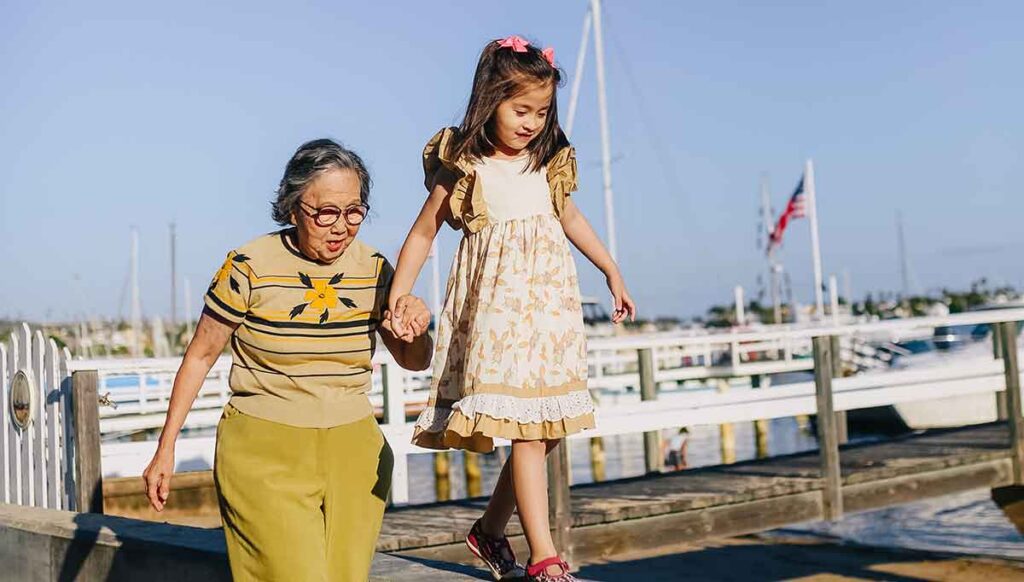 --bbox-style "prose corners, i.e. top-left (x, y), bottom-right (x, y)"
top-left (0, 323), bottom-right (76, 510)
